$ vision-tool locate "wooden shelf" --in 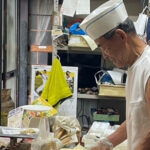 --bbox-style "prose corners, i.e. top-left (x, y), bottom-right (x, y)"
top-left (77, 93), bottom-right (125, 100)
top-left (57, 46), bottom-right (101, 55)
